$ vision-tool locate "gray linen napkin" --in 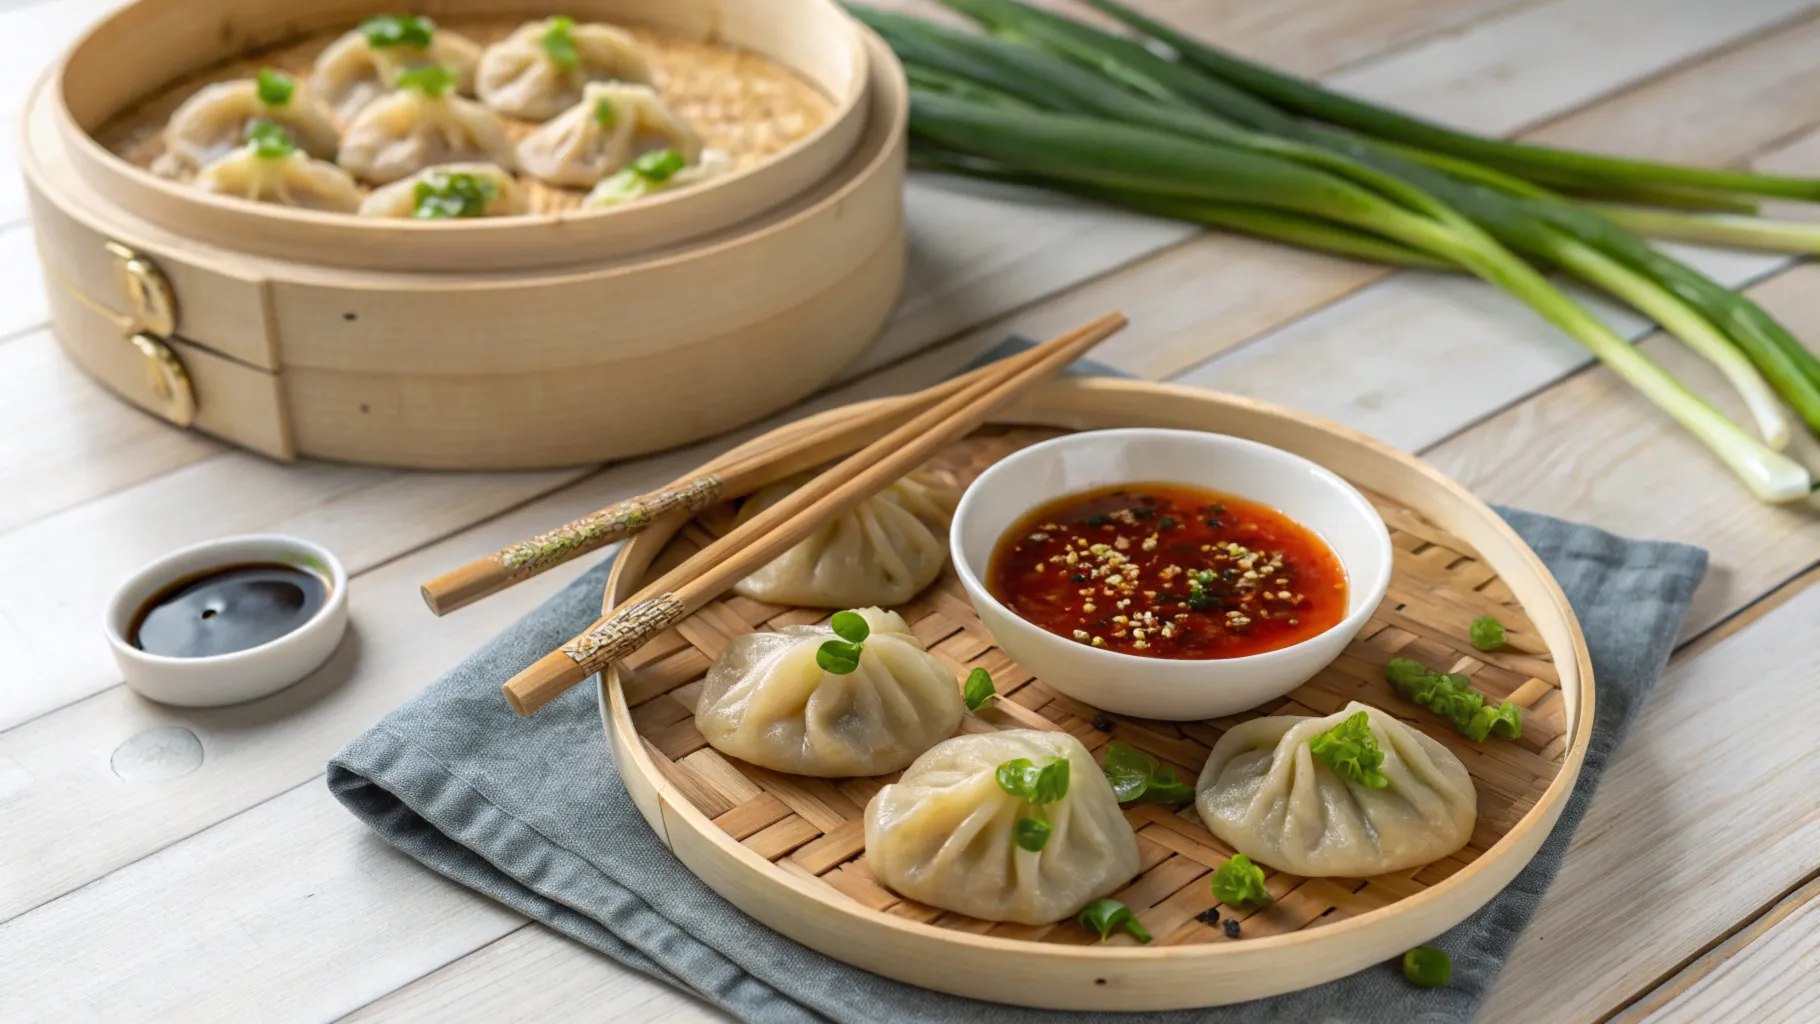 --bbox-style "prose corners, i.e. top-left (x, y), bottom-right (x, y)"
top-left (330, 354), bottom-right (1706, 1023)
